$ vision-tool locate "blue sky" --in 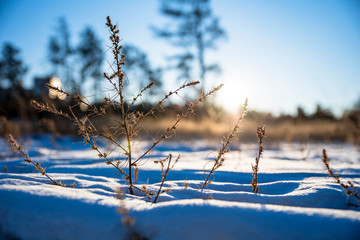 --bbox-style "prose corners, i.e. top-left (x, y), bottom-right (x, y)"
top-left (0, 0), bottom-right (359, 116)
